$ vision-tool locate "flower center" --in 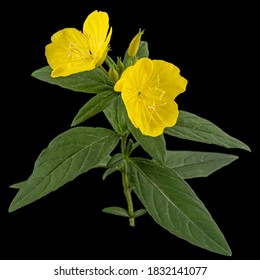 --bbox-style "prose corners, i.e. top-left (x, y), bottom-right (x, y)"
top-left (67, 42), bottom-right (92, 62)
